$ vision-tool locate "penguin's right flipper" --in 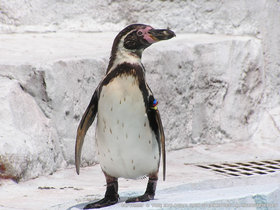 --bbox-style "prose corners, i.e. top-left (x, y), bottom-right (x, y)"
top-left (75, 90), bottom-right (98, 175)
